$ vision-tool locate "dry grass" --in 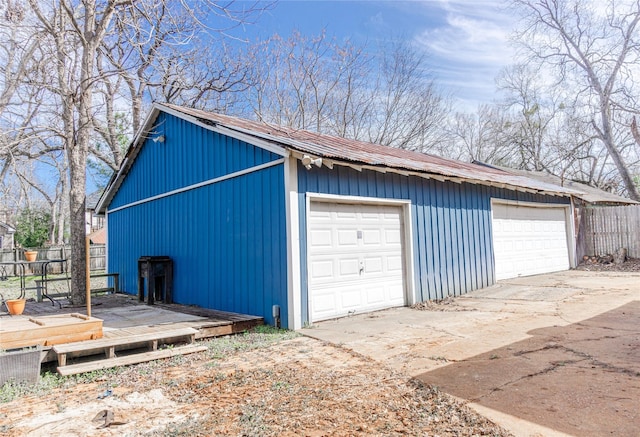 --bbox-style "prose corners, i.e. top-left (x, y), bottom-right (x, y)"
top-left (1, 328), bottom-right (511, 436)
